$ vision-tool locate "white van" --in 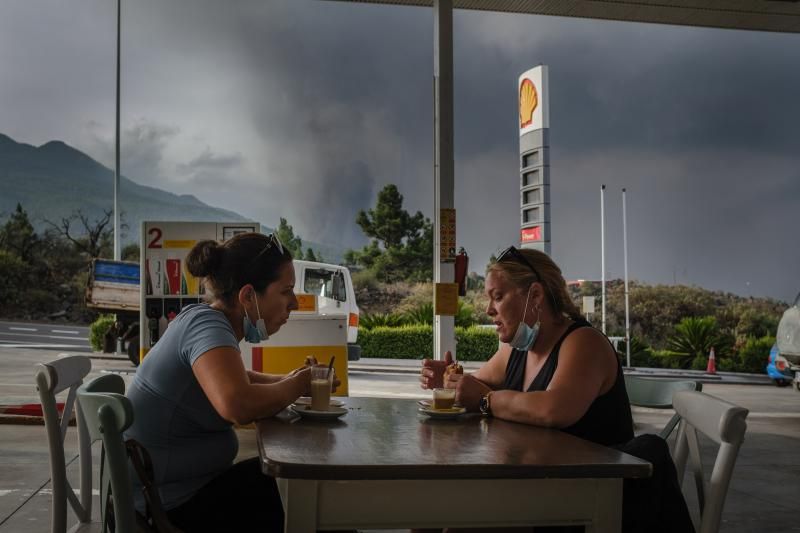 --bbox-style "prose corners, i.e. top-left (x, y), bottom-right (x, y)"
top-left (292, 260), bottom-right (361, 361)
